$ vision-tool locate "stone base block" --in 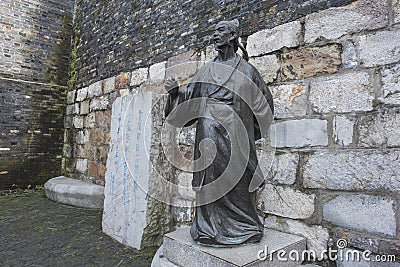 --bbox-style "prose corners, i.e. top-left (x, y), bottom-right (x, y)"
top-left (156, 227), bottom-right (306, 267)
top-left (44, 176), bottom-right (104, 209)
